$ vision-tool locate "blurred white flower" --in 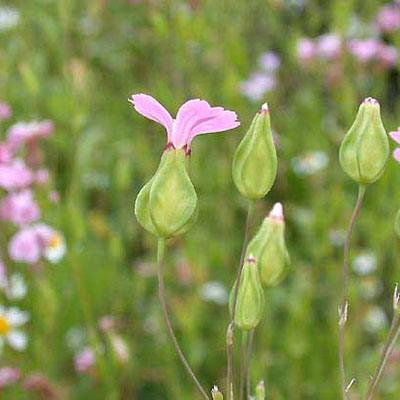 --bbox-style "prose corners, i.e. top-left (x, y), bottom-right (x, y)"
top-left (0, 306), bottom-right (29, 353)
top-left (364, 306), bottom-right (387, 333)
top-left (329, 229), bottom-right (346, 247)
top-left (352, 251), bottom-right (377, 276)
top-left (5, 274), bottom-right (28, 301)
top-left (44, 232), bottom-right (66, 264)
top-left (0, 7), bottom-right (20, 31)
top-left (200, 281), bottom-right (228, 305)
top-left (66, 327), bottom-right (86, 351)
top-left (292, 151), bottom-right (329, 176)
